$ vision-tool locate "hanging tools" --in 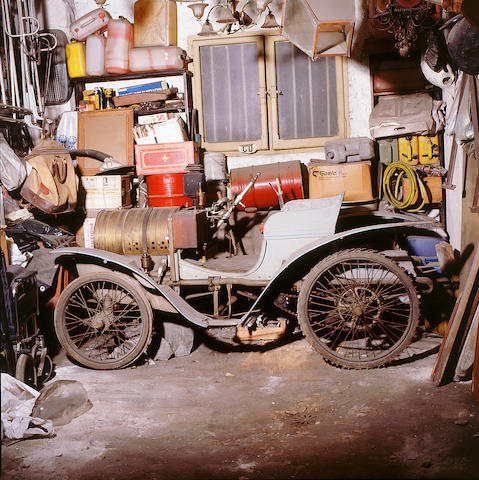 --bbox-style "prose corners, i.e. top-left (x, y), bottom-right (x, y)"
top-left (1, 0), bottom-right (56, 125)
